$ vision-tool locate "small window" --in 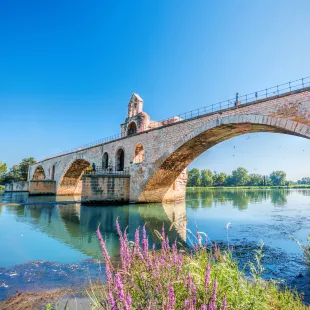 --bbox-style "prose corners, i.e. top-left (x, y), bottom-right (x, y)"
top-left (134, 144), bottom-right (145, 163)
